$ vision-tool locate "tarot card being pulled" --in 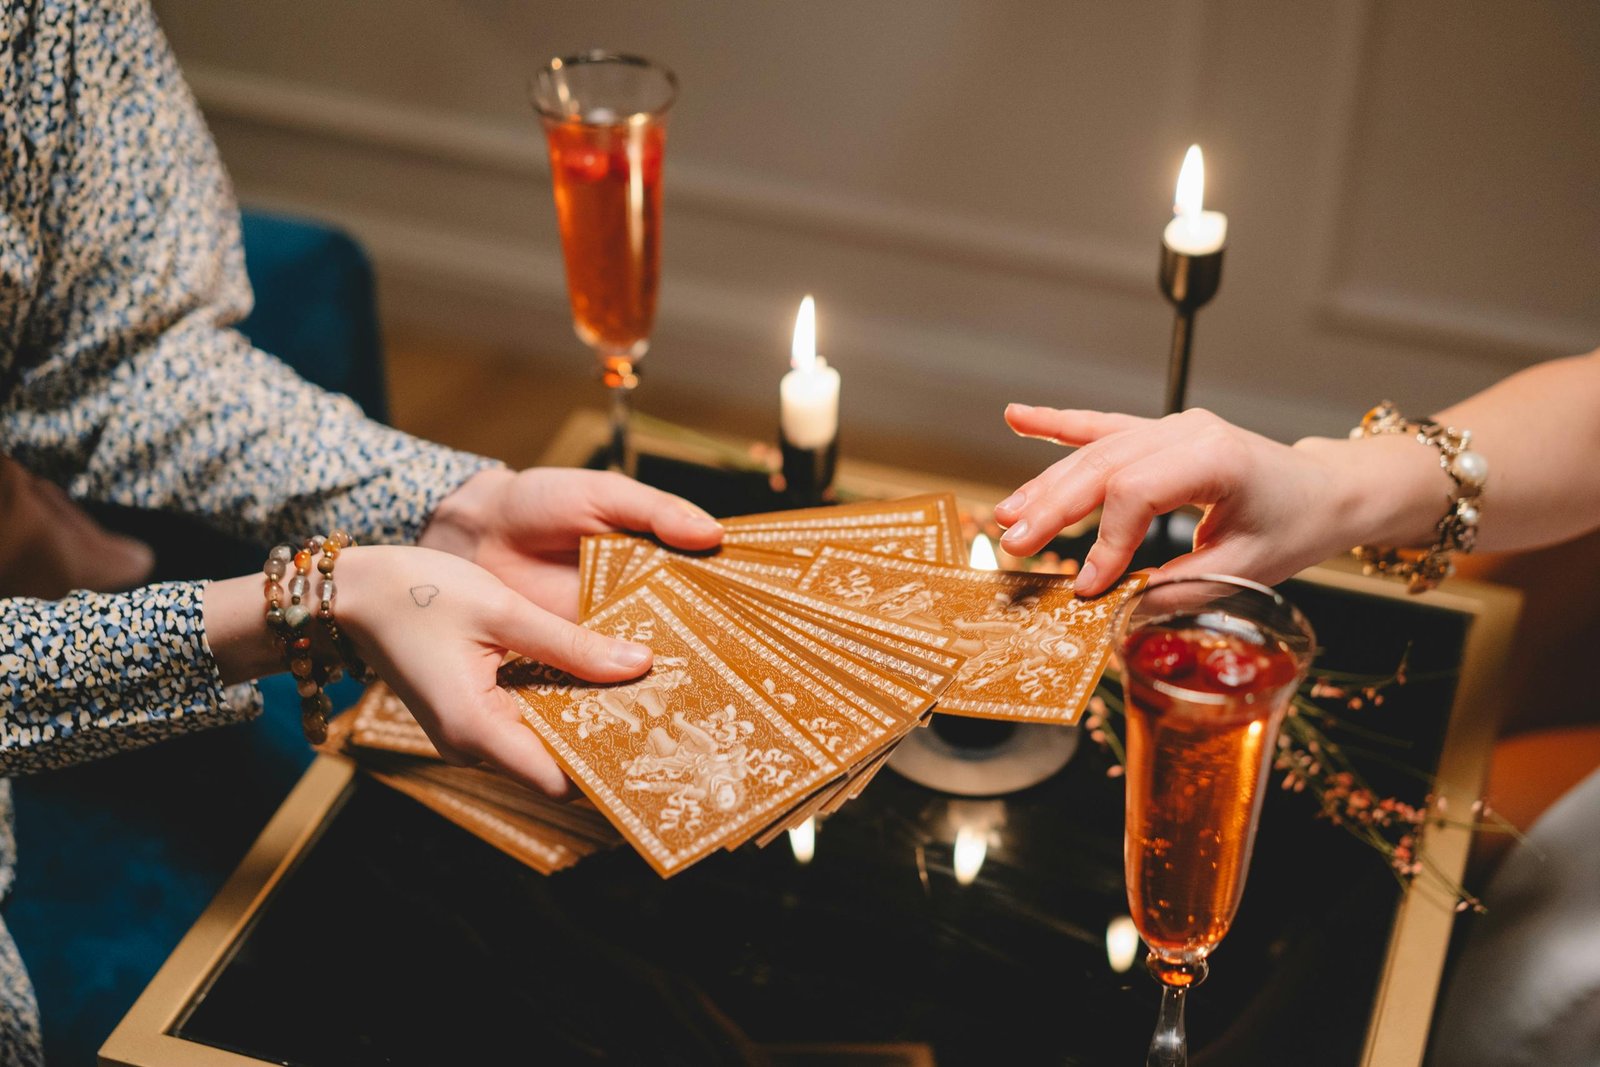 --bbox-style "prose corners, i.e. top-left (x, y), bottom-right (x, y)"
top-left (795, 546), bottom-right (1146, 724)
